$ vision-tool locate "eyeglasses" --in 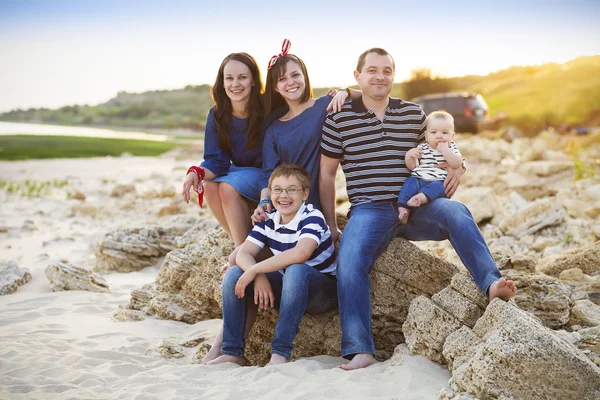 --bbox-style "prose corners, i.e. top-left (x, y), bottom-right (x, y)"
top-left (270, 187), bottom-right (302, 195)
